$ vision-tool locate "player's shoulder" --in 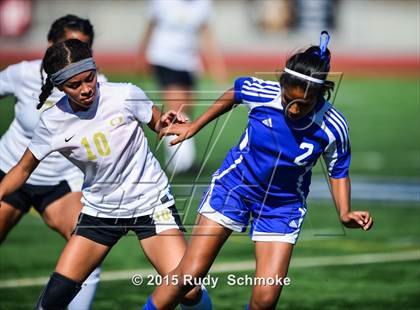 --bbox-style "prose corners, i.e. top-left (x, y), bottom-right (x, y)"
top-left (322, 103), bottom-right (349, 131)
top-left (96, 72), bottom-right (108, 83)
top-left (17, 59), bottom-right (43, 79)
top-left (98, 81), bottom-right (138, 91)
top-left (21, 59), bottom-right (42, 70)
top-left (98, 82), bottom-right (150, 112)
top-left (317, 101), bottom-right (349, 147)
top-left (234, 76), bottom-right (281, 104)
top-left (43, 95), bottom-right (67, 116)
top-left (35, 96), bottom-right (68, 132)
top-left (98, 82), bottom-right (146, 98)
top-left (9, 59), bottom-right (41, 71)
top-left (2, 59), bottom-right (41, 79)
top-left (236, 76), bottom-right (280, 90)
